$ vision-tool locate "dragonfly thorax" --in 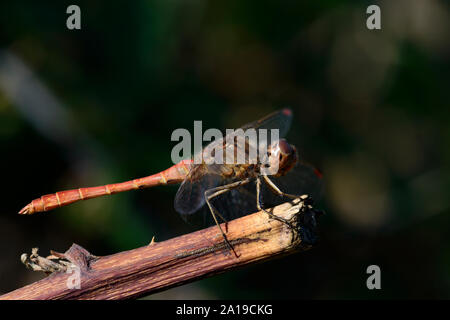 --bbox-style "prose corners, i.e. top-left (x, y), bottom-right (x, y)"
top-left (219, 139), bottom-right (298, 180)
